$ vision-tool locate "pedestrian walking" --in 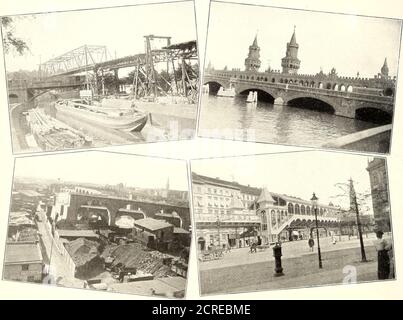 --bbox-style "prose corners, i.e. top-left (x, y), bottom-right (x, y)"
top-left (308, 237), bottom-right (314, 252)
top-left (373, 230), bottom-right (392, 280)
